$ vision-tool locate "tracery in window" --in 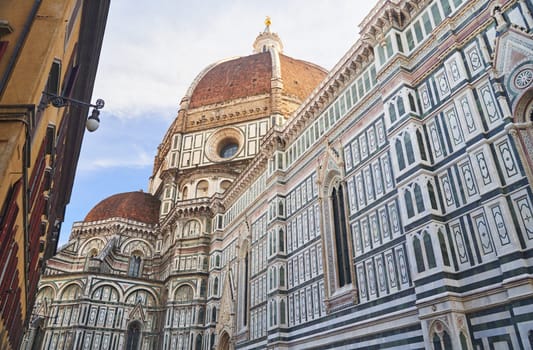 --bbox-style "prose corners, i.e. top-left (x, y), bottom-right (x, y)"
top-left (184, 220), bottom-right (201, 237)
top-left (175, 285), bottom-right (194, 302)
top-left (432, 329), bottom-right (452, 350)
top-left (128, 253), bottom-right (143, 277)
